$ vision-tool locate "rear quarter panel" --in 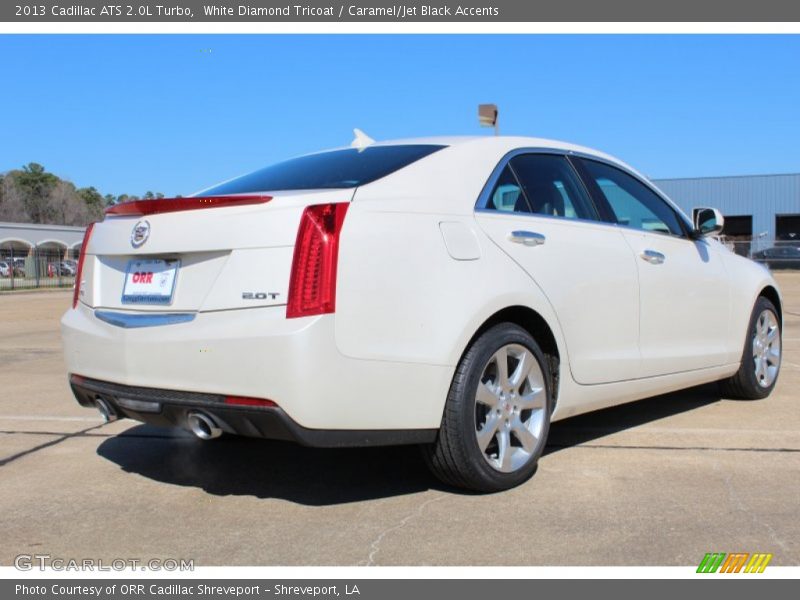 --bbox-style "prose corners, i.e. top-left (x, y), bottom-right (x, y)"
top-left (334, 203), bottom-right (570, 373)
